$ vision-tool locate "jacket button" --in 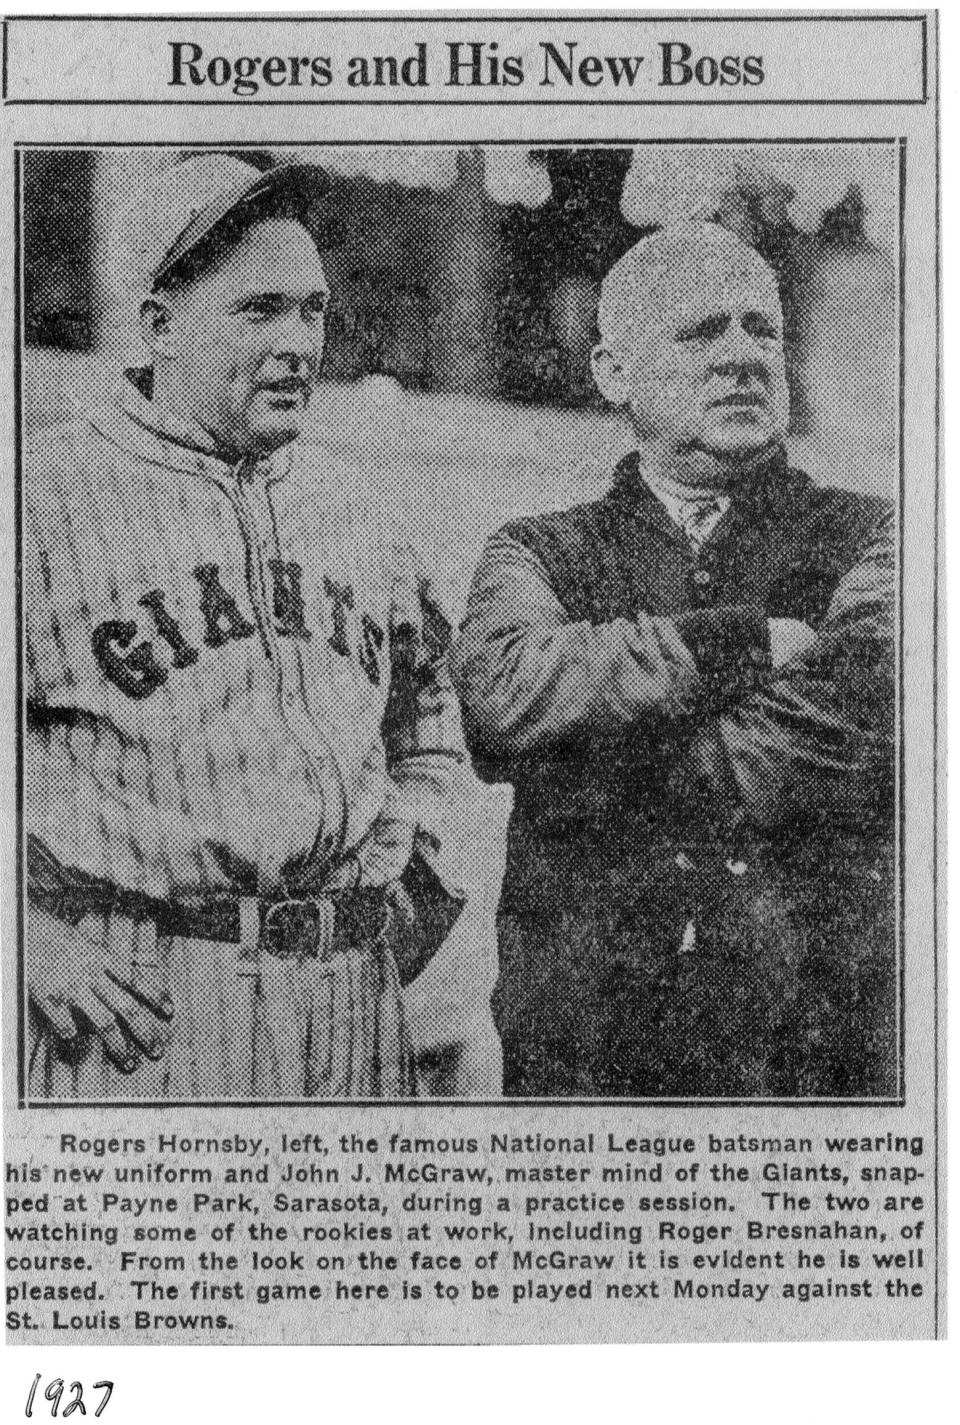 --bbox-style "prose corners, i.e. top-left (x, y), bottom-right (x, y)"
top-left (693, 569), bottom-right (711, 586)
